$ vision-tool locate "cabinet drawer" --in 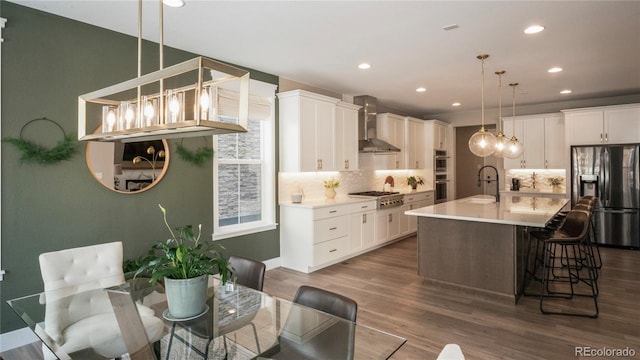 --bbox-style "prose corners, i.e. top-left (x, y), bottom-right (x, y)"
top-left (404, 191), bottom-right (434, 204)
top-left (313, 236), bottom-right (348, 265)
top-left (313, 205), bottom-right (348, 220)
top-left (348, 201), bottom-right (377, 214)
top-left (314, 216), bottom-right (348, 244)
